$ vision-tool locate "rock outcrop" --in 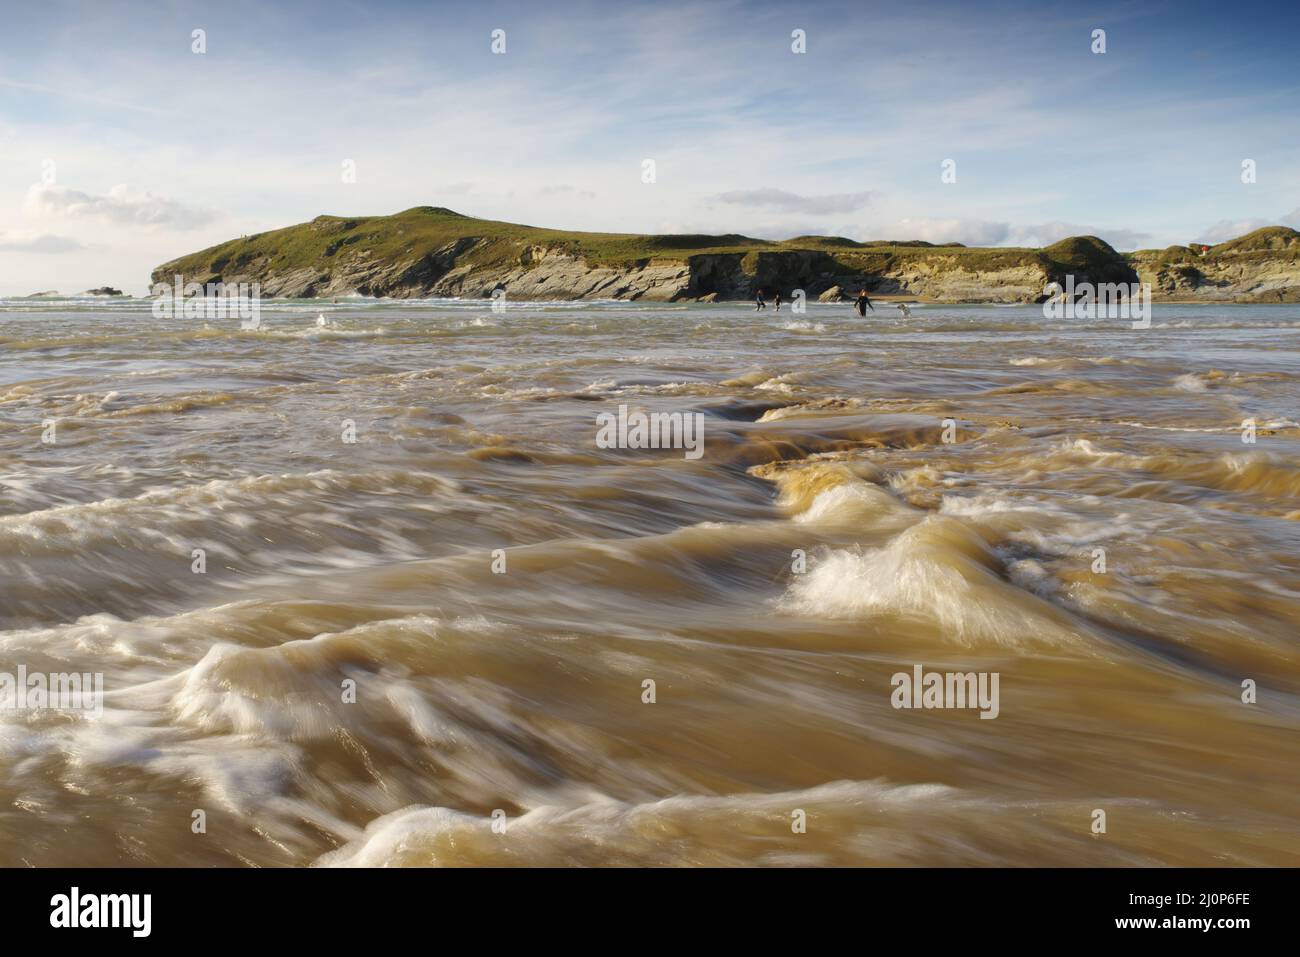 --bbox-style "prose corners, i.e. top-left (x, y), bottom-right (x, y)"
top-left (1129, 227), bottom-right (1300, 302)
top-left (150, 207), bottom-right (1300, 304)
